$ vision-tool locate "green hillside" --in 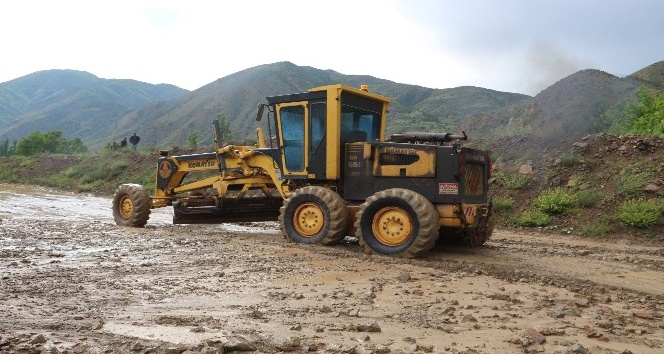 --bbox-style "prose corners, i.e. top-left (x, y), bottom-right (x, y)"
top-left (106, 62), bottom-right (530, 149)
top-left (1, 60), bottom-right (663, 150)
top-left (0, 70), bottom-right (188, 143)
top-left (460, 68), bottom-right (654, 142)
top-left (629, 60), bottom-right (664, 89)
